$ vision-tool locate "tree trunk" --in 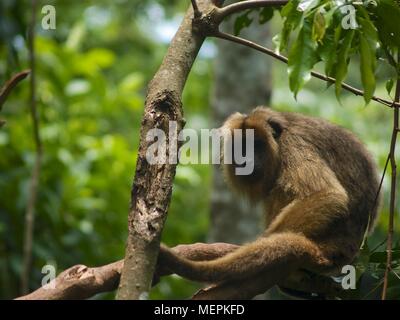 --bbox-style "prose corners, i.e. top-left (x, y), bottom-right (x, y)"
top-left (116, 0), bottom-right (223, 300)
